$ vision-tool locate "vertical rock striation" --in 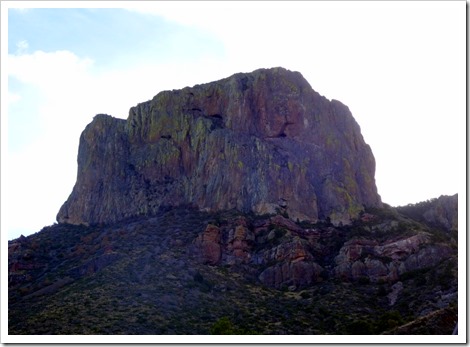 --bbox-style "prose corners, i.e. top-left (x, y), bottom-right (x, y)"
top-left (57, 67), bottom-right (382, 226)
